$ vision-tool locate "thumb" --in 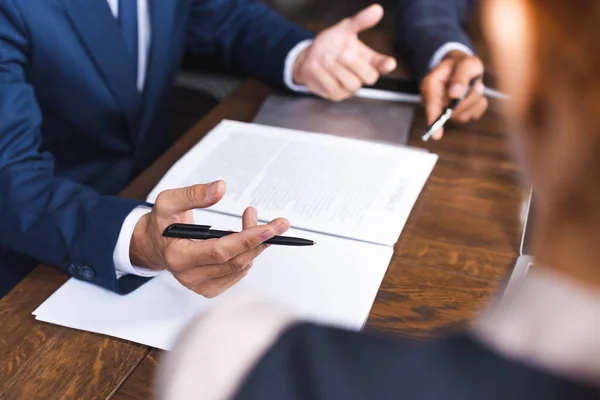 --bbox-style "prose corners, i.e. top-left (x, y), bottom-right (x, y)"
top-left (159, 180), bottom-right (226, 214)
top-left (346, 4), bottom-right (384, 34)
